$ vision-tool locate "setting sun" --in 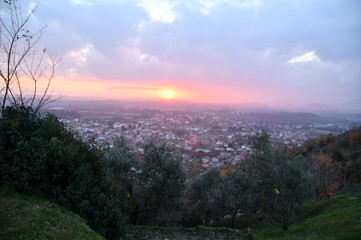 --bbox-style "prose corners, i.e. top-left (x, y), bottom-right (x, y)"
top-left (162, 90), bottom-right (173, 99)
